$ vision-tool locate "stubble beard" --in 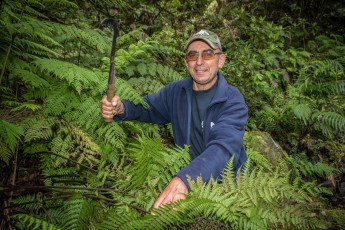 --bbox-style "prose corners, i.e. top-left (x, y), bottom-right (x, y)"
top-left (190, 68), bottom-right (218, 89)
